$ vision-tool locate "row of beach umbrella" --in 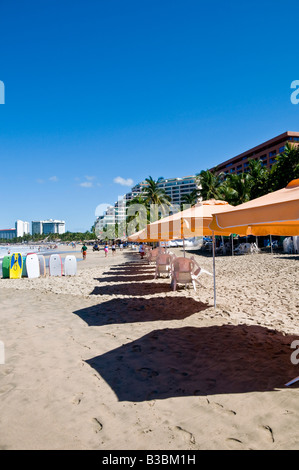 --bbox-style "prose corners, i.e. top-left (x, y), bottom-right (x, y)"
top-left (128, 178), bottom-right (299, 308)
